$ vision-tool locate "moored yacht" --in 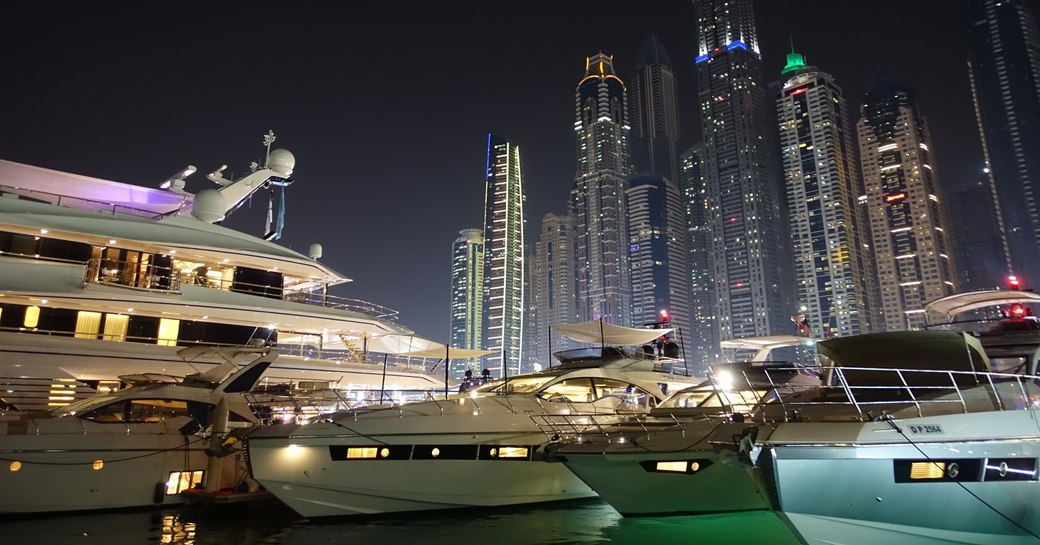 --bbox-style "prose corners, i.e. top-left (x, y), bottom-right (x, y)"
top-left (752, 330), bottom-right (1040, 545)
top-left (539, 335), bottom-right (823, 517)
top-left (0, 347), bottom-right (277, 514)
top-left (243, 321), bottom-right (706, 518)
top-left (0, 135), bottom-right (444, 411)
top-left (749, 295), bottom-right (1040, 544)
